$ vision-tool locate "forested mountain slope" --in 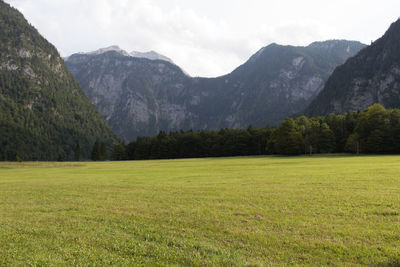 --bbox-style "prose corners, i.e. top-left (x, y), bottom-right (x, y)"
top-left (0, 0), bottom-right (117, 160)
